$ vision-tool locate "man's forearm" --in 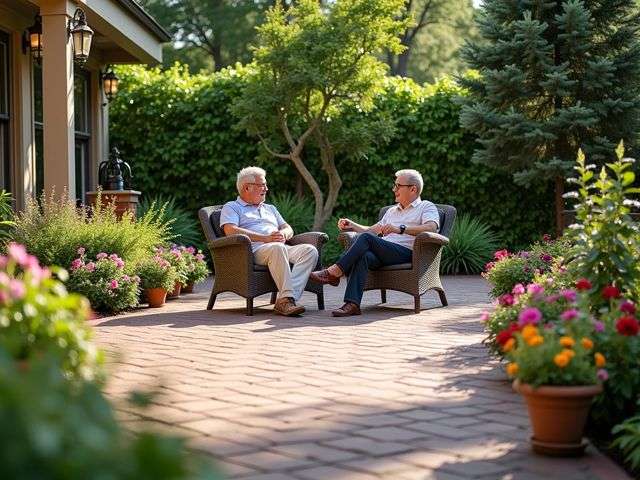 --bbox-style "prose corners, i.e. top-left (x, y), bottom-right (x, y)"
top-left (405, 222), bottom-right (438, 235)
top-left (279, 225), bottom-right (294, 240)
top-left (224, 225), bottom-right (267, 243)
